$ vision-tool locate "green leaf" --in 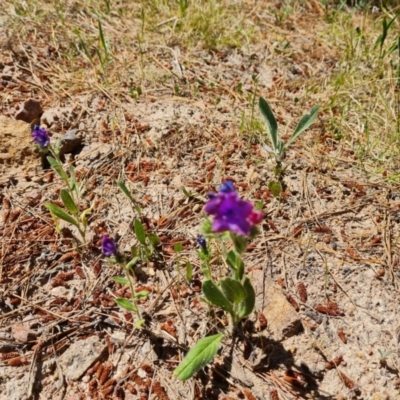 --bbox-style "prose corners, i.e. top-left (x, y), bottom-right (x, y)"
top-left (259, 96), bottom-right (278, 152)
top-left (45, 203), bottom-right (79, 227)
top-left (147, 233), bottom-right (160, 247)
top-left (134, 219), bottom-right (147, 245)
top-left (226, 250), bottom-right (244, 270)
top-left (125, 256), bottom-right (139, 271)
top-left (54, 138), bottom-right (62, 156)
top-left (286, 105), bottom-right (320, 148)
top-left (202, 280), bottom-right (233, 314)
top-left (237, 277), bottom-right (256, 319)
top-left (47, 156), bottom-right (68, 182)
top-left (174, 242), bottom-right (183, 253)
top-left (116, 180), bottom-right (136, 204)
top-left (268, 181), bottom-right (282, 197)
top-left (180, 185), bottom-right (193, 198)
top-left (134, 290), bottom-right (149, 299)
top-left (69, 166), bottom-right (81, 198)
top-left (173, 333), bottom-right (224, 380)
top-left (60, 189), bottom-right (78, 215)
top-left (114, 297), bottom-right (137, 312)
top-left (69, 166), bottom-right (76, 191)
top-left (112, 276), bottom-right (130, 285)
top-left (134, 319), bottom-right (145, 328)
top-left (255, 200), bottom-right (264, 211)
top-left (230, 234), bottom-right (247, 255)
top-left (186, 261), bottom-right (193, 282)
top-left (220, 278), bottom-right (246, 304)
top-left (131, 246), bottom-right (139, 257)
top-left (80, 202), bottom-right (95, 229)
